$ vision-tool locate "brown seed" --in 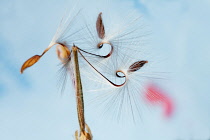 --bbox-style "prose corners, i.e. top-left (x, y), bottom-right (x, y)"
top-left (20, 55), bottom-right (41, 73)
top-left (20, 44), bottom-right (54, 74)
top-left (96, 12), bottom-right (105, 39)
top-left (128, 60), bottom-right (148, 72)
top-left (56, 44), bottom-right (71, 63)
